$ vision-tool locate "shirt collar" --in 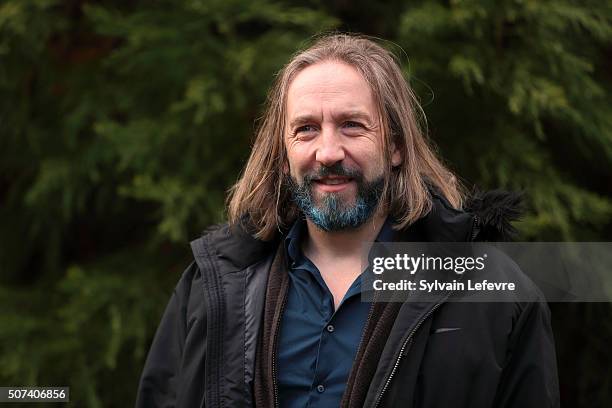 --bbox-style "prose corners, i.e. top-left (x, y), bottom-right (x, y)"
top-left (285, 215), bottom-right (395, 263)
top-left (285, 216), bottom-right (306, 263)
